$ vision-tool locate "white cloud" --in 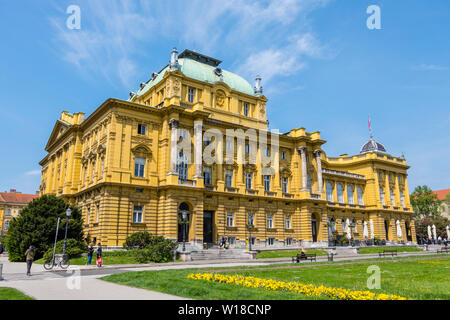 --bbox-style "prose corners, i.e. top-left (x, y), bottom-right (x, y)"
top-left (412, 64), bottom-right (450, 71)
top-left (49, 0), bottom-right (330, 89)
top-left (24, 170), bottom-right (41, 176)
